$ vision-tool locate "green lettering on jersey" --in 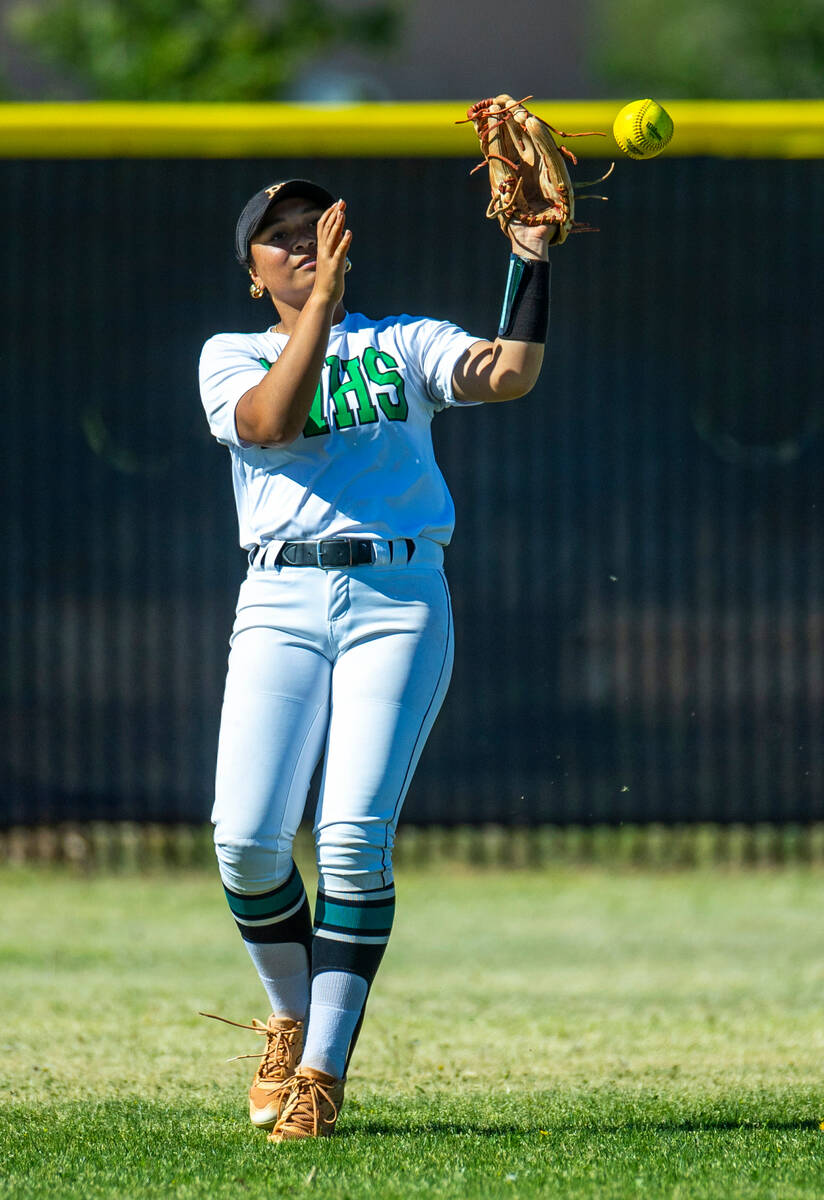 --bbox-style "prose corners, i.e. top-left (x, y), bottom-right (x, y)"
top-left (254, 351), bottom-right (407, 440)
top-left (302, 379), bottom-right (330, 438)
top-left (326, 355), bottom-right (378, 429)
top-left (362, 348), bottom-right (409, 421)
top-left (258, 354), bottom-right (329, 438)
